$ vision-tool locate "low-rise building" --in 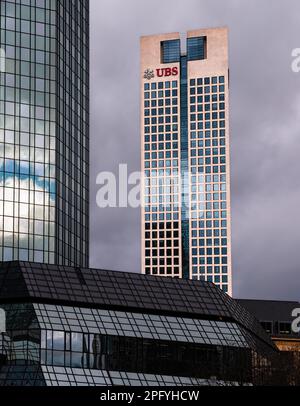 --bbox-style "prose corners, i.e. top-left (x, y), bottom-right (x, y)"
top-left (0, 261), bottom-right (278, 386)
